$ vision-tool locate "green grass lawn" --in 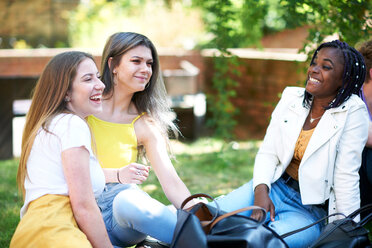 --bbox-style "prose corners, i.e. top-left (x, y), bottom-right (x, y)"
top-left (143, 139), bottom-right (260, 203)
top-left (0, 138), bottom-right (260, 247)
top-left (0, 159), bottom-right (23, 247)
top-left (1, 138), bottom-right (371, 246)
